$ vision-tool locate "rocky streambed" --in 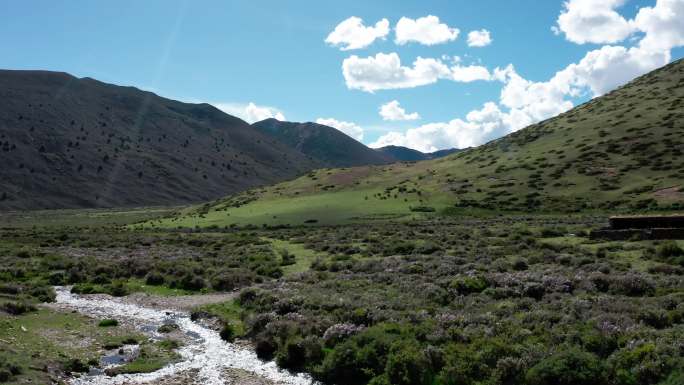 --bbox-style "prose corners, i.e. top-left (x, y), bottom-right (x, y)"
top-left (53, 287), bottom-right (316, 385)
